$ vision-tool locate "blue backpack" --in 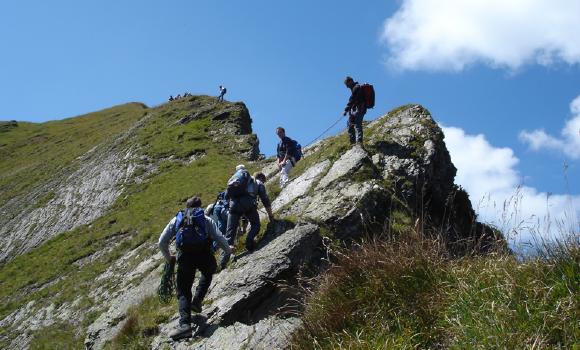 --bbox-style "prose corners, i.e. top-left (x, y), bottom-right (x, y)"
top-left (226, 169), bottom-right (251, 198)
top-left (293, 142), bottom-right (303, 162)
top-left (175, 208), bottom-right (208, 252)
